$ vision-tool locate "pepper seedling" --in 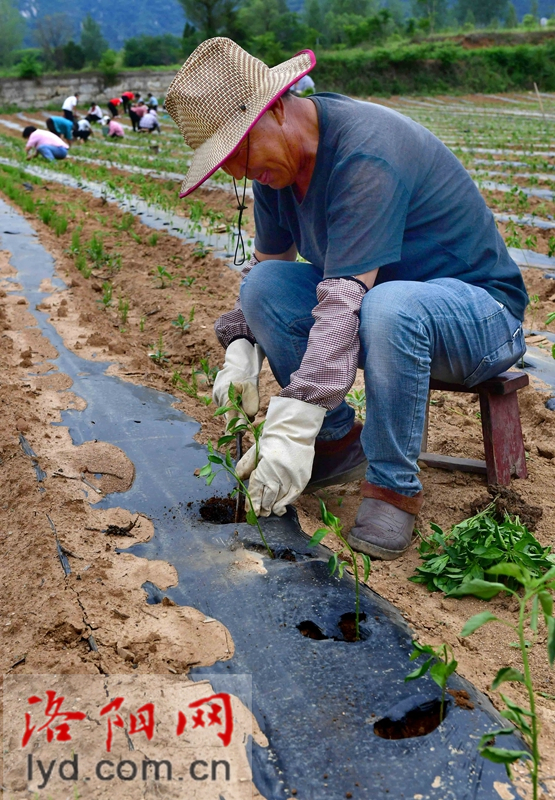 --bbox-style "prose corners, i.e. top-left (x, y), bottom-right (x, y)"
top-left (454, 562), bottom-right (555, 800)
top-left (197, 385), bottom-right (272, 557)
top-left (308, 500), bottom-right (371, 641)
top-left (404, 641), bottom-right (458, 723)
